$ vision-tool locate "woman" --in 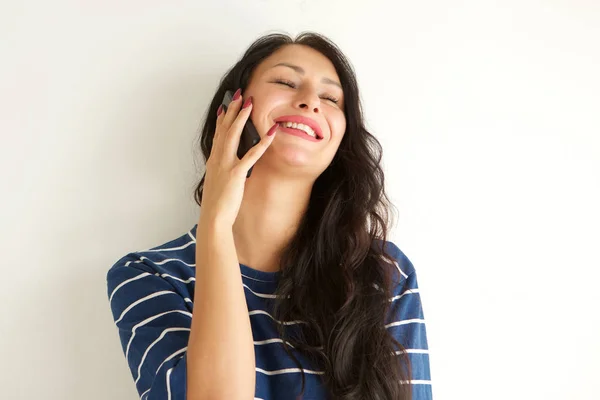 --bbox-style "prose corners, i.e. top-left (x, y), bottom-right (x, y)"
top-left (107, 31), bottom-right (432, 400)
